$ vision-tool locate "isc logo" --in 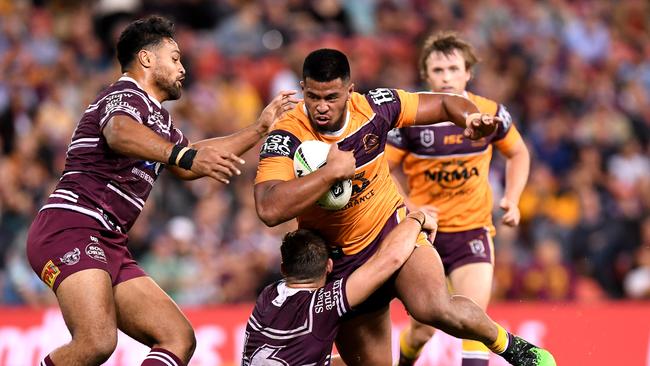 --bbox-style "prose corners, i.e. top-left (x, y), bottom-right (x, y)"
top-left (443, 134), bottom-right (464, 145)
